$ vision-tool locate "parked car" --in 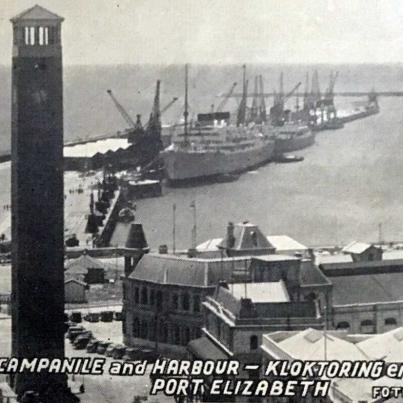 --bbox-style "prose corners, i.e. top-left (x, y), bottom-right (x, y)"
top-left (100, 311), bottom-right (113, 322)
top-left (96, 341), bottom-right (112, 355)
top-left (84, 312), bottom-right (100, 322)
top-left (105, 343), bottom-right (116, 357)
top-left (70, 312), bottom-right (82, 323)
top-left (113, 311), bottom-right (123, 321)
top-left (86, 339), bottom-right (100, 353)
top-left (122, 347), bottom-right (140, 361)
top-left (73, 332), bottom-right (93, 349)
top-left (112, 345), bottom-right (126, 359)
top-left (138, 348), bottom-right (160, 363)
top-left (67, 325), bottom-right (85, 342)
